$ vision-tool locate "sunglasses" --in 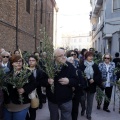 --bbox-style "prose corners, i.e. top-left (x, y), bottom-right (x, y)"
top-left (71, 54), bottom-right (76, 56)
top-left (104, 57), bottom-right (110, 60)
top-left (2, 56), bottom-right (9, 58)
